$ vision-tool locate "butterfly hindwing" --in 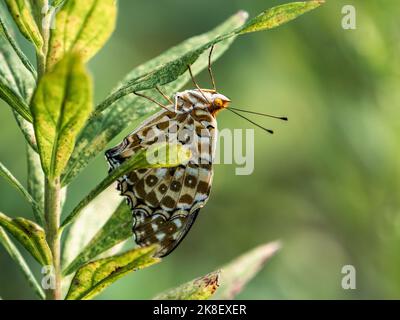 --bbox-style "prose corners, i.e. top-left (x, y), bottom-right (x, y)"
top-left (106, 101), bottom-right (217, 257)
